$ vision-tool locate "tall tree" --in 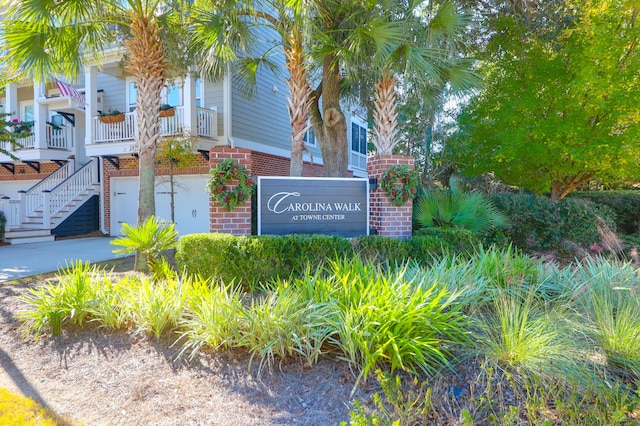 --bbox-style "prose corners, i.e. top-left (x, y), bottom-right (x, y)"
top-left (190, 0), bottom-right (314, 176)
top-left (448, 0), bottom-right (640, 201)
top-left (2, 0), bottom-right (191, 269)
top-left (355, 1), bottom-right (478, 157)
